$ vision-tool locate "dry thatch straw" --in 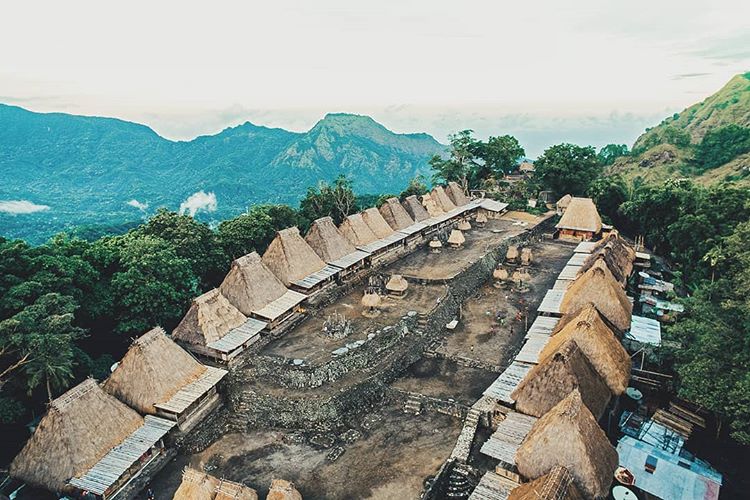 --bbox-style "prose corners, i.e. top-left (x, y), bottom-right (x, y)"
top-left (173, 289), bottom-right (247, 347)
top-left (521, 247), bottom-right (533, 265)
top-left (506, 245), bottom-right (519, 261)
top-left (515, 389), bottom-right (618, 499)
top-left (103, 327), bottom-right (206, 415)
top-left (379, 197), bottom-right (415, 230)
top-left (557, 194), bottom-right (573, 210)
top-left (578, 235), bottom-right (635, 285)
top-left (447, 181), bottom-right (470, 206)
top-left (432, 185), bottom-right (457, 212)
top-left (304, 216), bottom-right (356, 262)
top-left (475, 212), bottom-right (488, 225)
top-left (10, 378), bottom-right (143, 493)
top-left (555, 197), bottom-right (602, 233)
top-left (215, 479), bottom-right (259, 500)
top-left (386, 274), bottom-right (409, 293)
top-left (262, 227), bottom-right (326, 286)
top-left (267, 479), bottom-right (303, 500)
top-left (173, 468), bottom-right (220, 500)
top-left (361, 292), bottom-right (382, 309)
top-left (219, 252), bottom-right (289, 316)
top-left (448, 229), bottom-right (465, 247)
top-left (361, 207), bottom-right (394, 239)
top-left (339, 213), bottom-right (379, 246)
top-left (402, 195), bottom-right (430, 222)
top-left (511, 340), bottom-right (611, 419)
top-left (509, 465), bottom-right (584, 500)
top-left (457, 220), bottom-right (472, 231)
top-left (429, 239), bottom-right (443, 252)
top-left (421, 192), bottom-right (445, 217)
top-left (493, 267), bottom-right (509, 281)
top-left (542, 304), bottom-right (631, 395)
top-left (561, 260), bottom-right (632, 333)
